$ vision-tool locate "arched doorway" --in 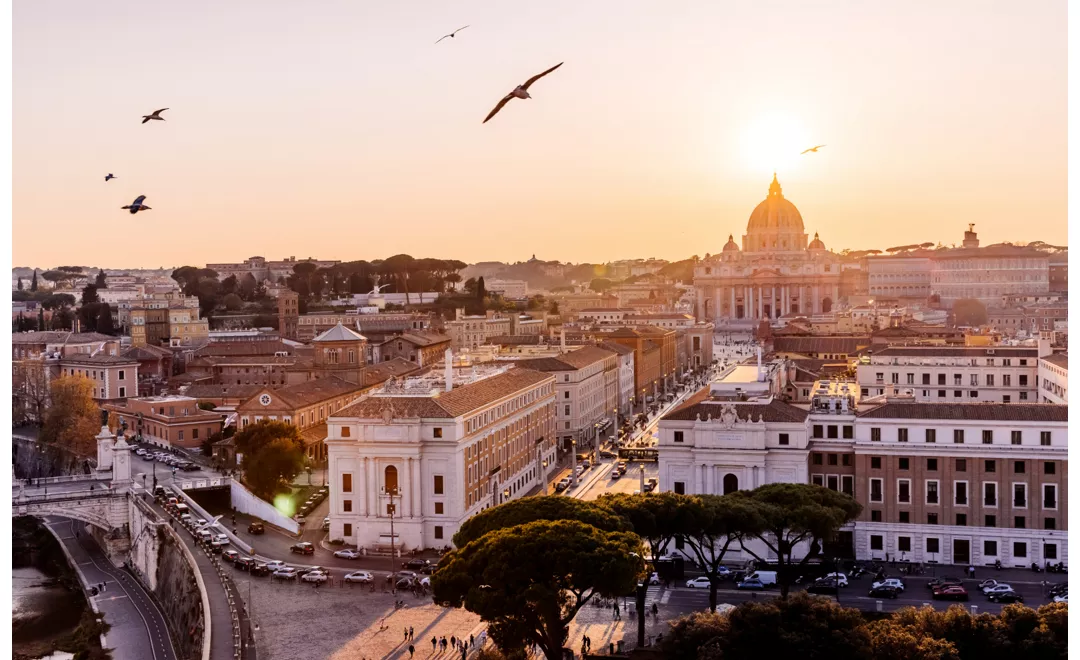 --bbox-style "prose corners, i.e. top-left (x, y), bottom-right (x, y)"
top-left (384, 465), bottom-right (398, 493)
top-left (723, 473), bottom-right (738, 495)
top-left (822, 297), bottom-right (833, 313)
